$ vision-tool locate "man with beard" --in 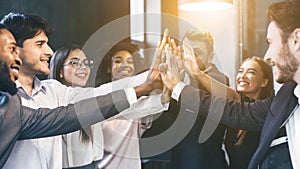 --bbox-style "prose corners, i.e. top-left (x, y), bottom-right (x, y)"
top-left (1, 13), bottom-right (168, 169)
top-left (0, 23), bottom-right (132, 167)
top-left (0, 23), bottom-right (164, 168)
top-left (159, 1), bottom-right (300, 169)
